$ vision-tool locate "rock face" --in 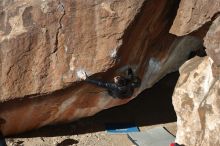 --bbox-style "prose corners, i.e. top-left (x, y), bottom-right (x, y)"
top-left (172, 56), bottom-right (220, 146)
top-left (170, 1), bottom-right (220, 145)
top-left (170, 0), bottom-right (220, 36)
top-left (204, 16), bottom-right (220, 78)
top-left (0, 0), bottom-right (146, 101)
top-left (170, 0), bottom-right (220, 66)
top-left (0, 0), bottom-right (204, 136)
